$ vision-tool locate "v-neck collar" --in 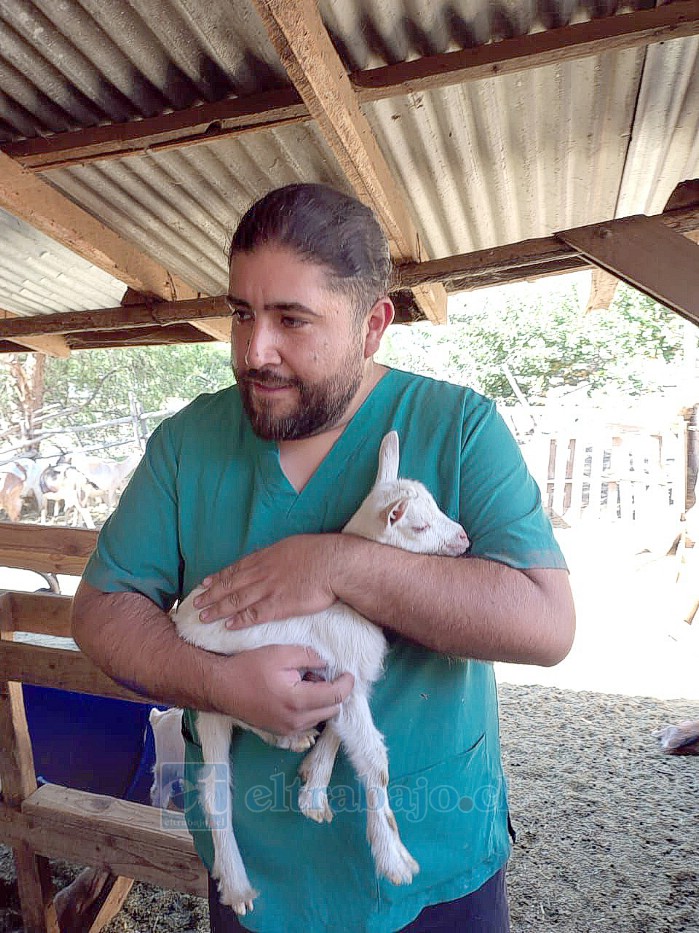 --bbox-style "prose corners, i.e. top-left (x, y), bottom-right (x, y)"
top-left (252, 367), bottom-right (397, 512)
